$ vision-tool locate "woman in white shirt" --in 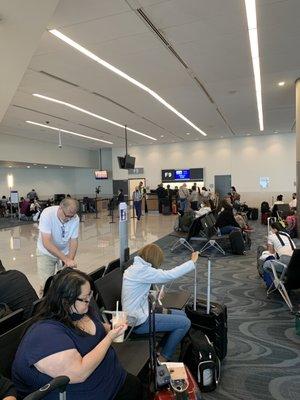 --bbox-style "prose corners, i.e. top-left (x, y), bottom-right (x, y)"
top-left (122, 244), bottom-right (199, 361)
top-left (194, 200), bottom-right (211, 218)
top-left (263, 222), bottom-right (296, 274)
